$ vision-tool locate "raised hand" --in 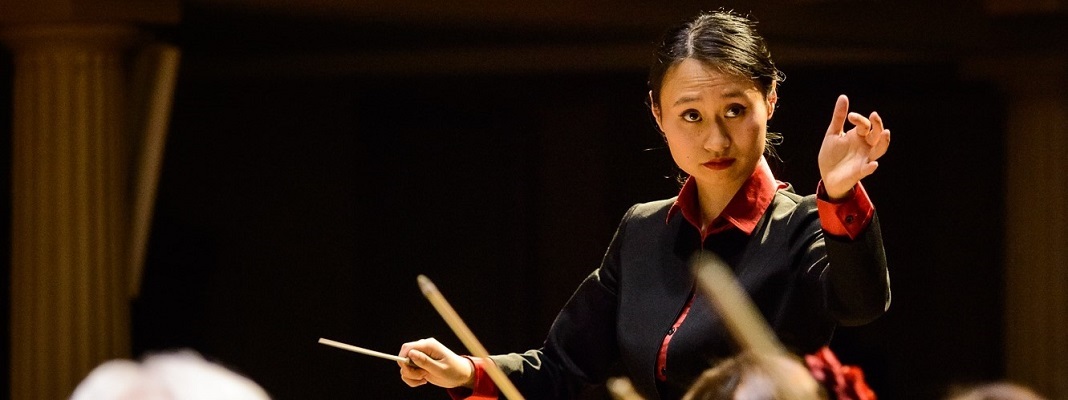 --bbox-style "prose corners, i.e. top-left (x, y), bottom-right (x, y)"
top-left (817, 95), bottom-right (891, 199)
top-left (398, 338), bottom-right (475, 389)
